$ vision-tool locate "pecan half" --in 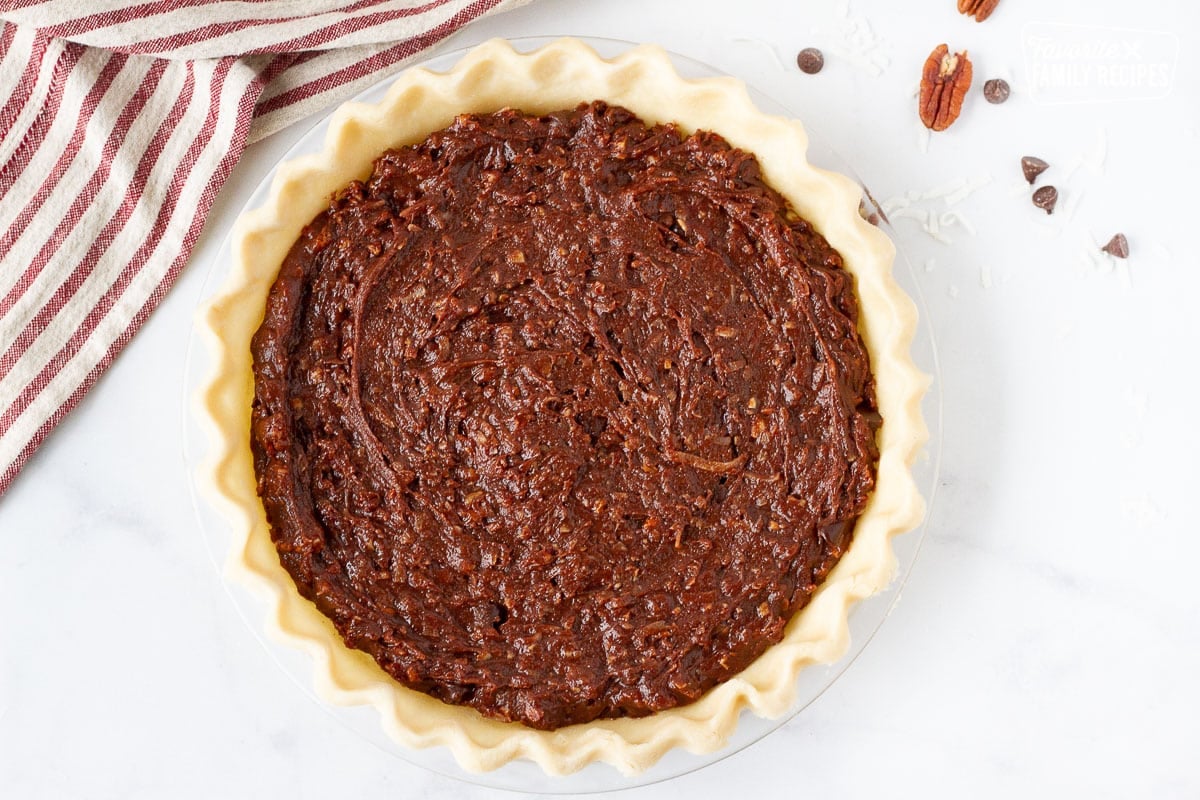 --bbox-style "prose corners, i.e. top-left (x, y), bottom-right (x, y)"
top-left (958, 0), bottom-right (1000, 22)
top-left (919, 44), bottom-right (973, 131)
